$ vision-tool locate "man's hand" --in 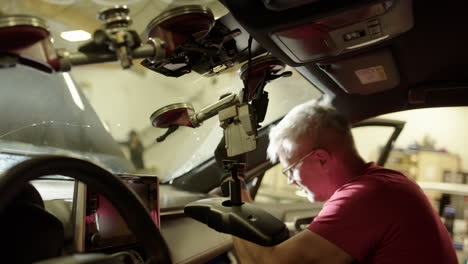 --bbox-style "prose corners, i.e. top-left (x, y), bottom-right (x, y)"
top-left (233, 229), bottom-right (354, 264)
